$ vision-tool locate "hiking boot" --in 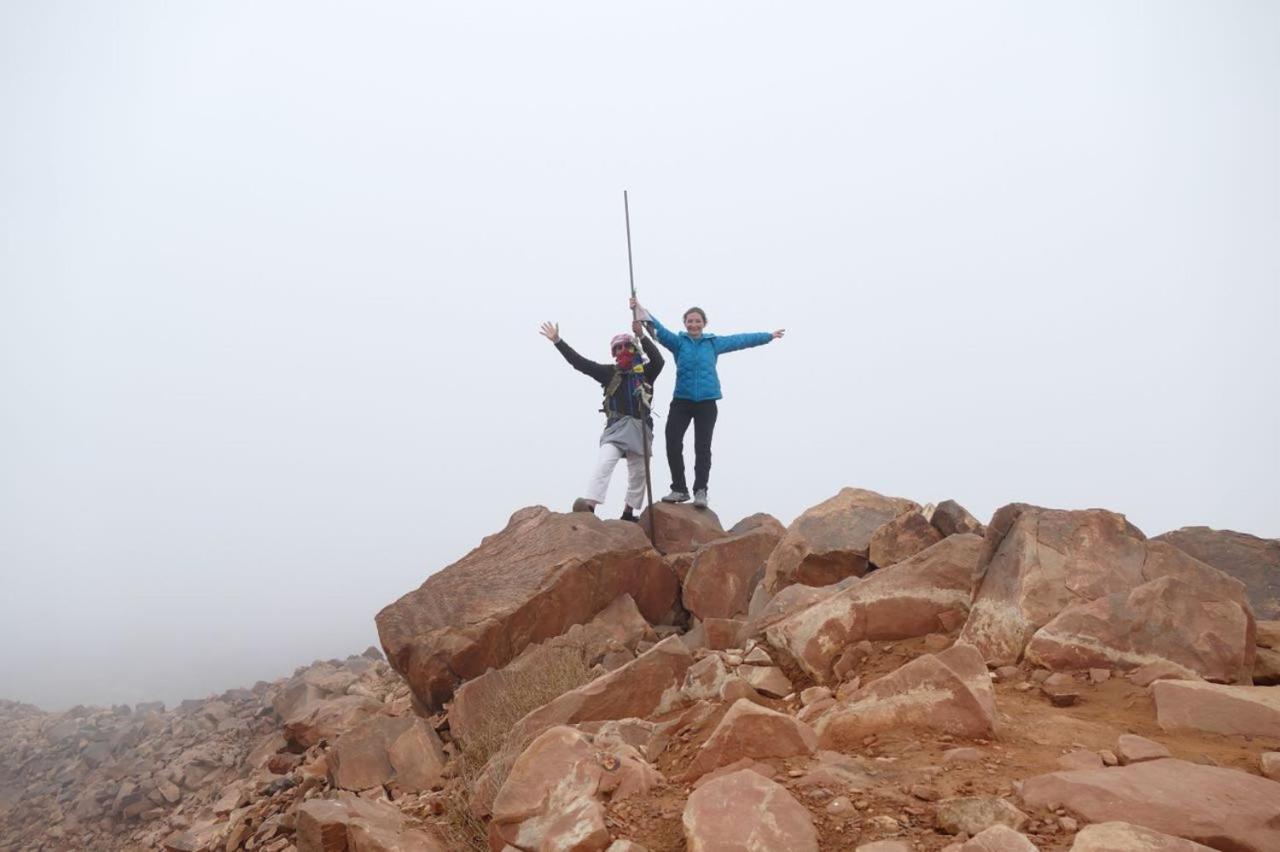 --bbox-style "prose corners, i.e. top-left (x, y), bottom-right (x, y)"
top-left (571, 498), bottom-right (596, 514)
top-left (620, 506), bottom-right (639, 523)
top-left (661, 490), bottom-right (690, 503)
top-left (693, 489), bottom-right (709, 509)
